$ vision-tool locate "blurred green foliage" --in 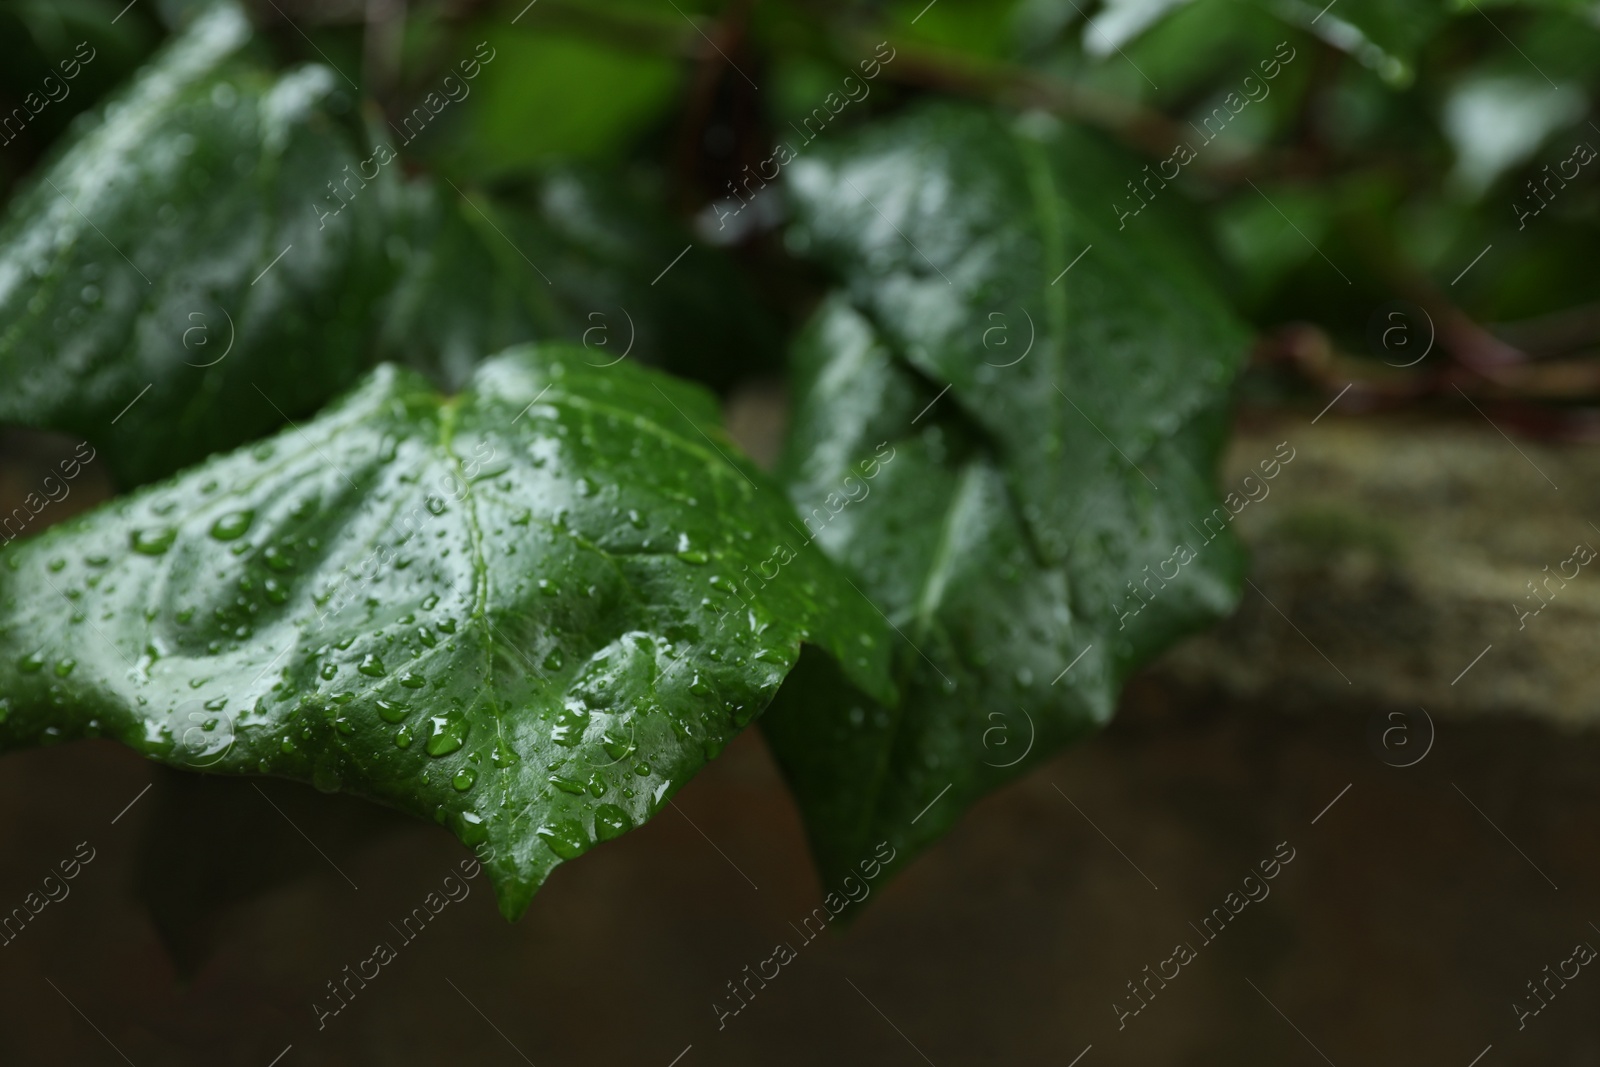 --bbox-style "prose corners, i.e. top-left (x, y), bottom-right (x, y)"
top-left (24, 0), bottom-right (1575, 363)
